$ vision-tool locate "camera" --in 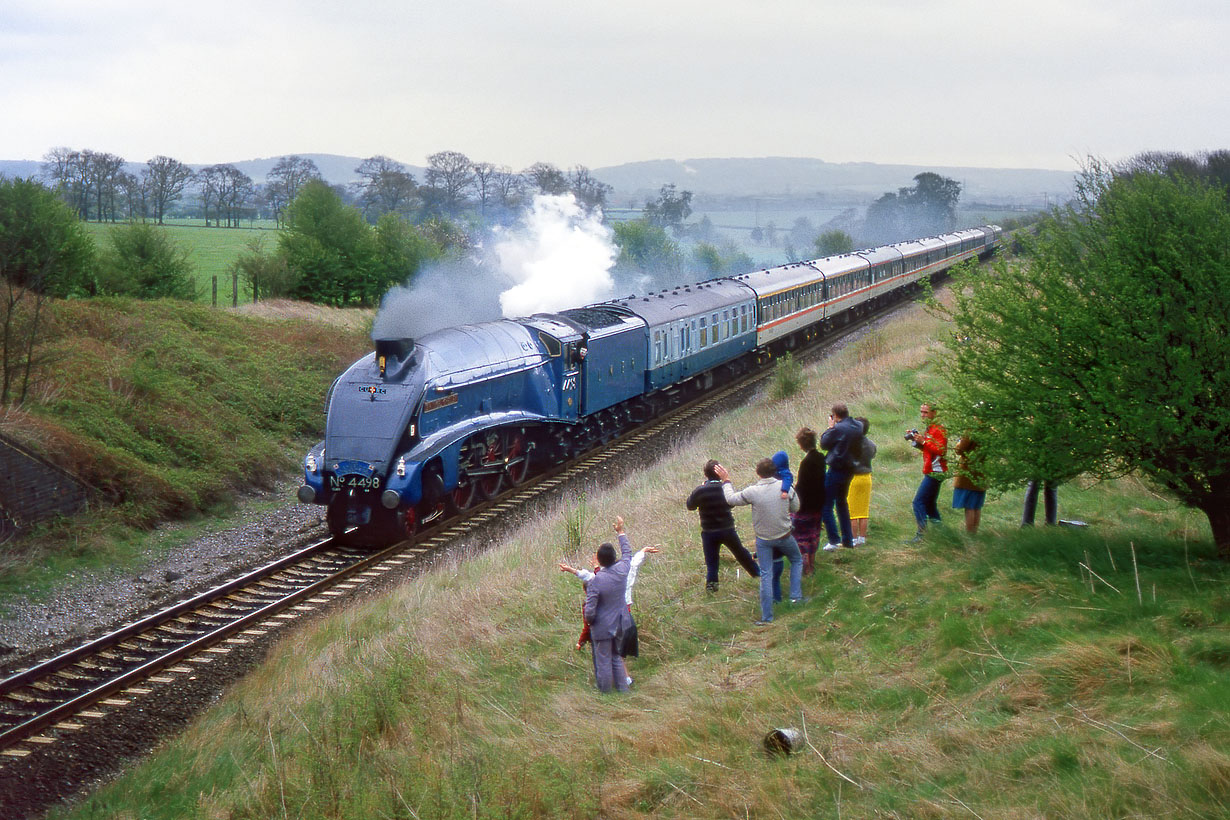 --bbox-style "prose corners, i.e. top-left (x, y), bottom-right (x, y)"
top-left (904, 429), bottom-right (918, 442)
